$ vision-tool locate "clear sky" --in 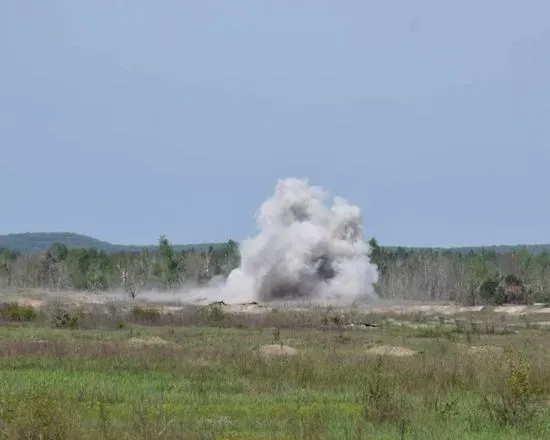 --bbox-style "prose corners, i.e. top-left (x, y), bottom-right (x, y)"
top-left (1, 1), bottom-right (549, 247)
